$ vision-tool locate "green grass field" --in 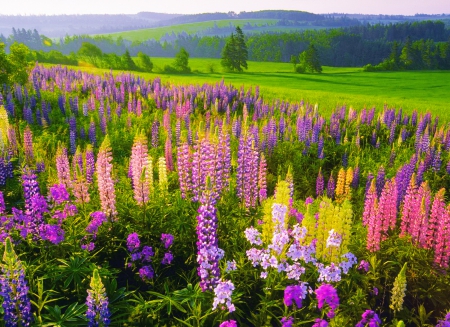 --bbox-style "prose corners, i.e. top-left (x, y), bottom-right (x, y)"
top-left (98, 19), bottom-right (278, 41)
top-left (67, 58), bottom-right (450, 119)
